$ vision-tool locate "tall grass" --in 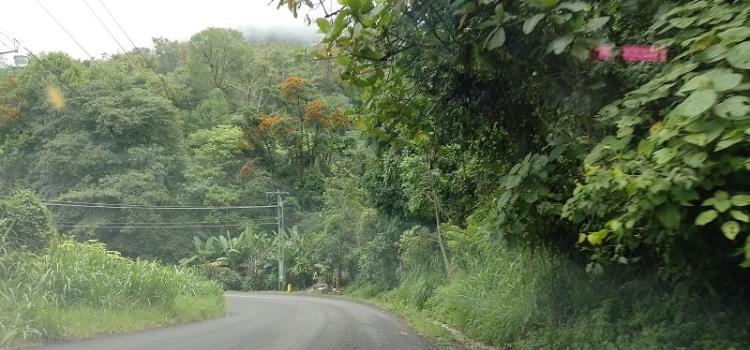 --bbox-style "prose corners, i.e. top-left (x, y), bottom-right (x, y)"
top-left (351, 243), bottom-right (750, 348)
top-left (0, 237), bottom-right (224, 347)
